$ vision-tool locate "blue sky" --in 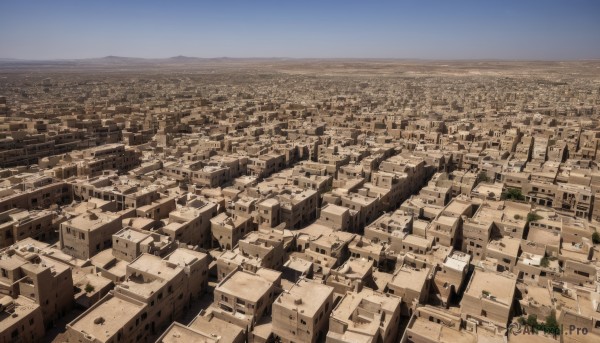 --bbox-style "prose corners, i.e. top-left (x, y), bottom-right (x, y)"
top-left (1, 0), bottom-right (599, 60)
